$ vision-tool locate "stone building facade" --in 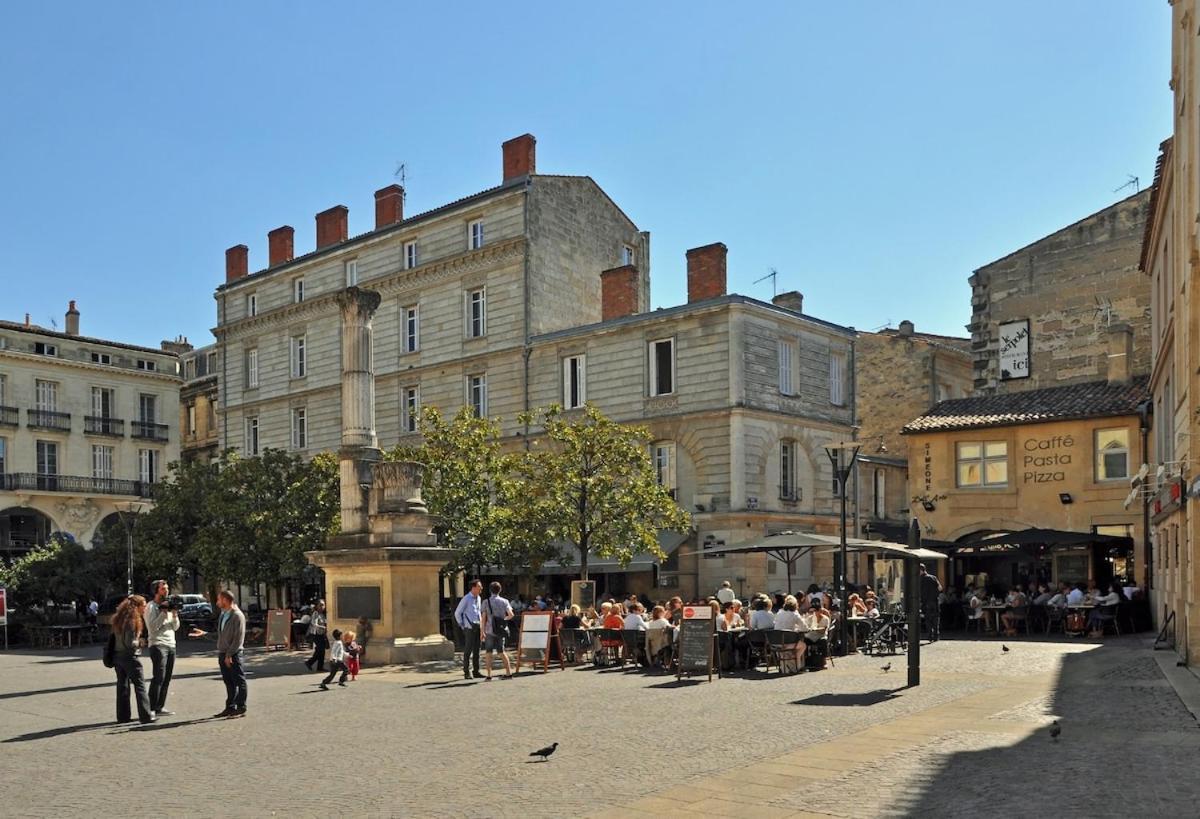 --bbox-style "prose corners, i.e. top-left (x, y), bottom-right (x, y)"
top-left (854, 321), bottom-right (974, 541)
top-left (179, 342), bottom-right (219, 464)
top-left (210, 135), bottom-right (856, 600)
top-left (0, 303), bottom-right (181, 554)
top-left (968, 190), bottom-right (1152, 395)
